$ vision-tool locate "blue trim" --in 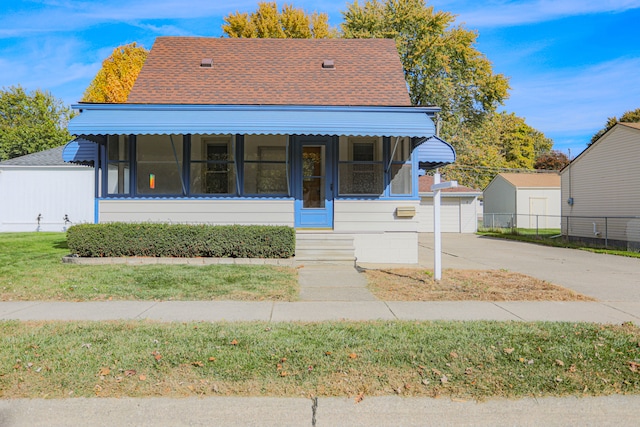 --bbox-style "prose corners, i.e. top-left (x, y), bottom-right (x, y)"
top-left (94, 198), bottom-right (99, 223)
top-left (69, 104), bottom-right (438, 138)
top-left (62, 138), bottom-right (97, 163)
top-left (97, 196), bottom-right (295, 201)
top-left (414, 136), bottom-right (456, 170)
top-left (293, 136), bottom-right (335, 228)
